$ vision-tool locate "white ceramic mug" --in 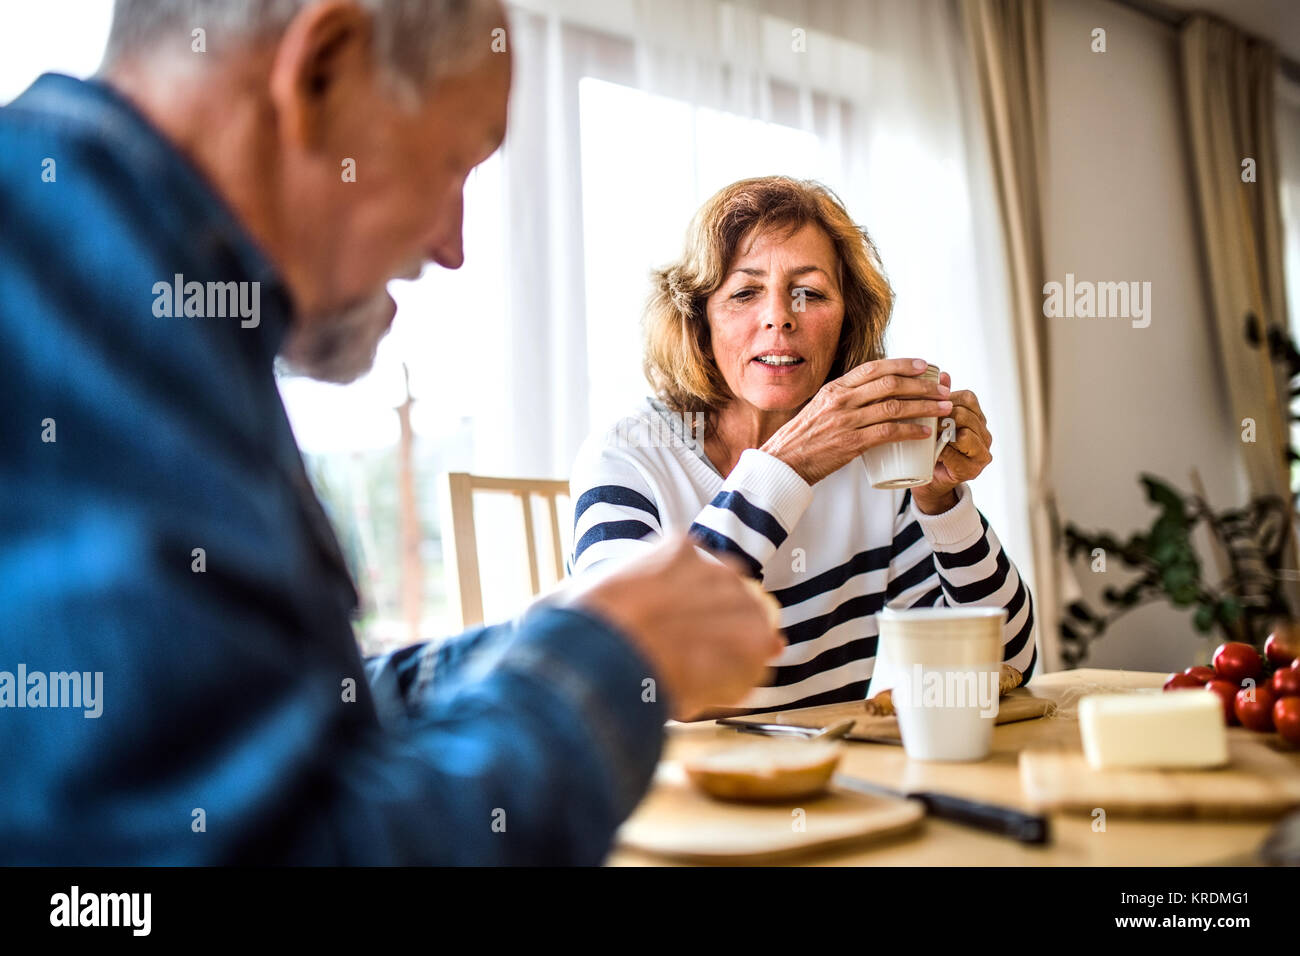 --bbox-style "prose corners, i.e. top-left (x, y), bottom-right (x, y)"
top-left (861, 363), bottom-right (955, 490)
top-left (874, 606), bottom-right (1006, 762)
